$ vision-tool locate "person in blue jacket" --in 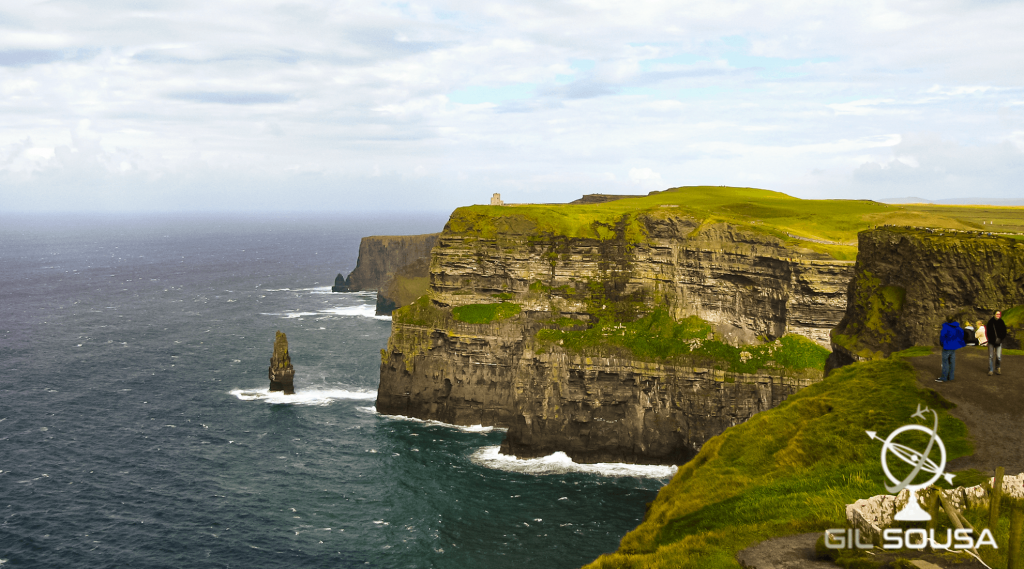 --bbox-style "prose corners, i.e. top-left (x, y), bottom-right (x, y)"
top-left (938, 315), bottom-right (967, 382)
